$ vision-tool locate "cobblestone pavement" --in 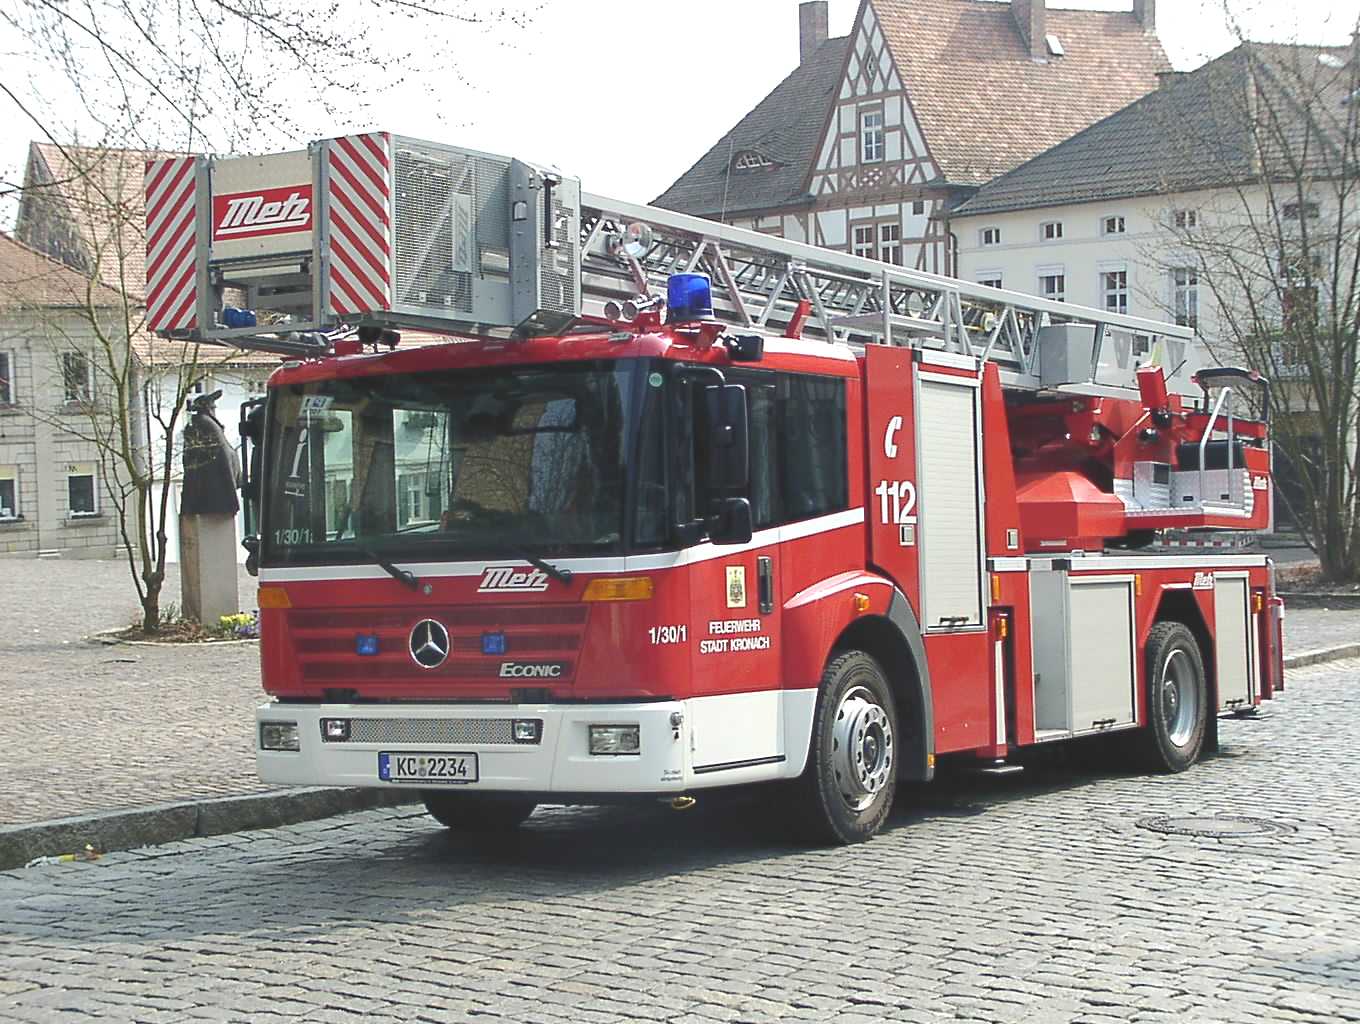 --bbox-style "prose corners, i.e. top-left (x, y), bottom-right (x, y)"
top-left (1, 658), bottom-right (1358, 1023)
top-left (2, 556), bottom-right (1358, 826)
top-left (2, 559), bottom-right (264, 825)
